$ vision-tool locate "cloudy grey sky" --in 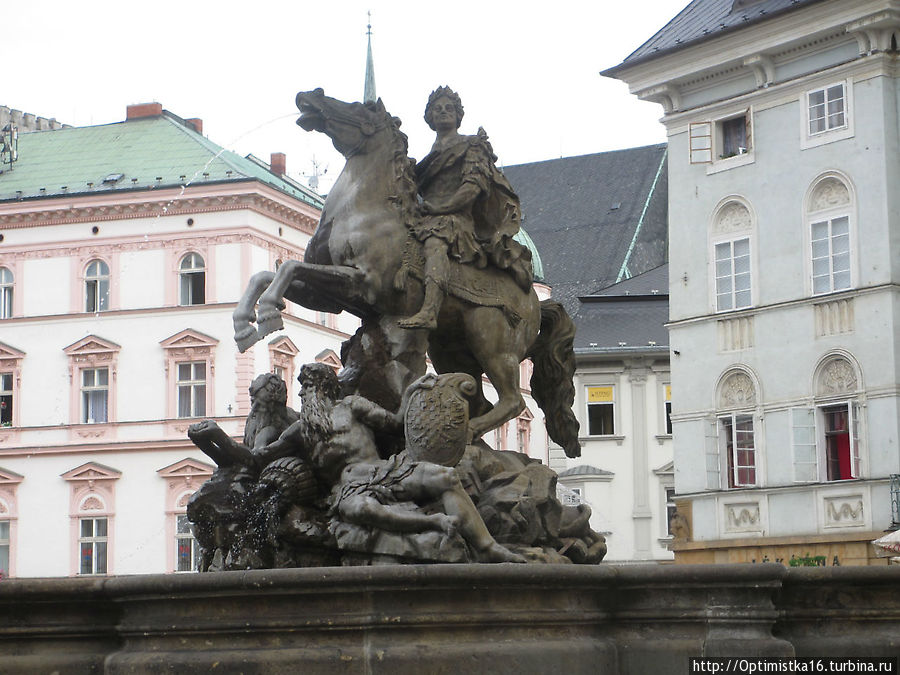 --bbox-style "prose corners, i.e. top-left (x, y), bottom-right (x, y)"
top-left (5, 0), bottom-right (686, 191)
